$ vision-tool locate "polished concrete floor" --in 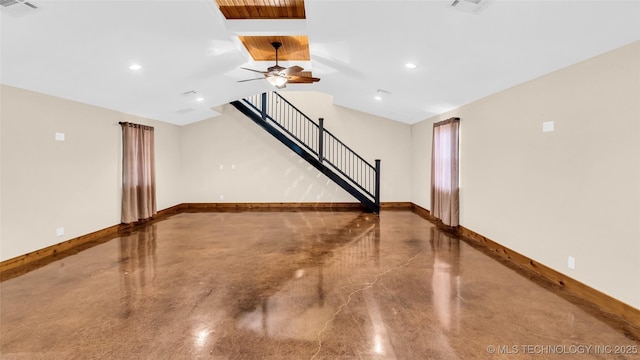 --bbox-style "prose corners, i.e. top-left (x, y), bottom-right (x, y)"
top-left (1, 211), bottom-right (638, 359)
